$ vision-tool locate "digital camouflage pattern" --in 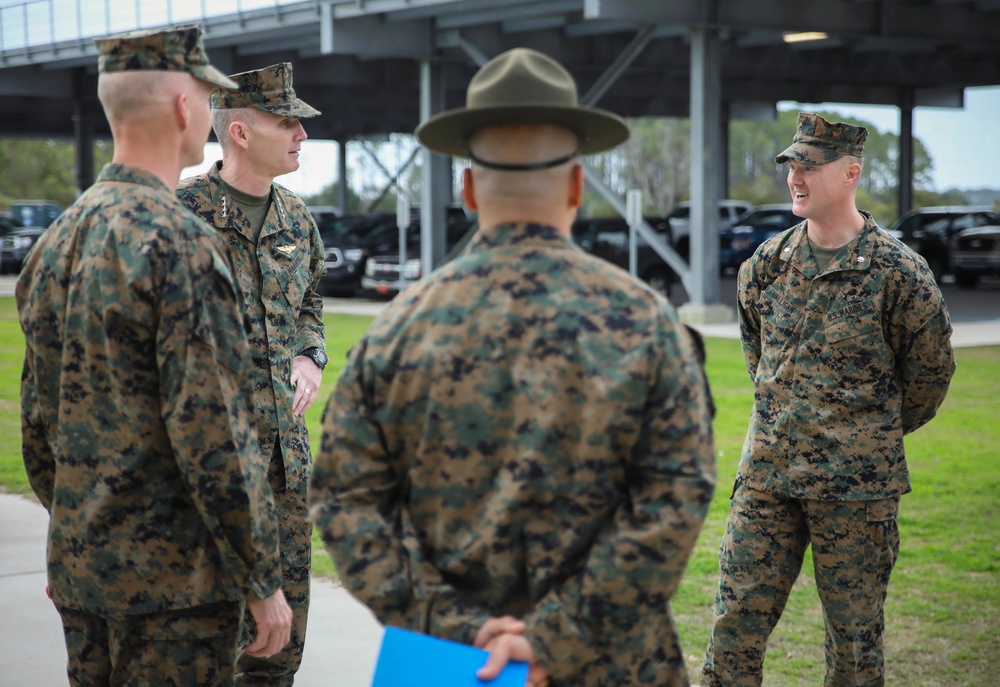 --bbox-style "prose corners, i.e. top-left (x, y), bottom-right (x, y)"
top-left (309, 222), bottom-right (717, 687)
top-left (60, 600), bottom-right (243, 687)
top-left (212, 62), bottom-right (321, 118)
top-left (17, 163), bottom-right (282, 616)
top-left (178, 160), bottom-right (325, 684)
top-left (734, 212), bottom-right (955, 500)
top-left (178, 161), bottom-right (326, 491)
top-left (703, 486), bottom-right (900, 687)
top-left (95, 24), bottom-right (237, 90)
top-left (774, 112), bottom-right (867, 166)
top-left (702, 211), bottom-right (955, 686)
top-left (235, 481), bottom-right (312, 684)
